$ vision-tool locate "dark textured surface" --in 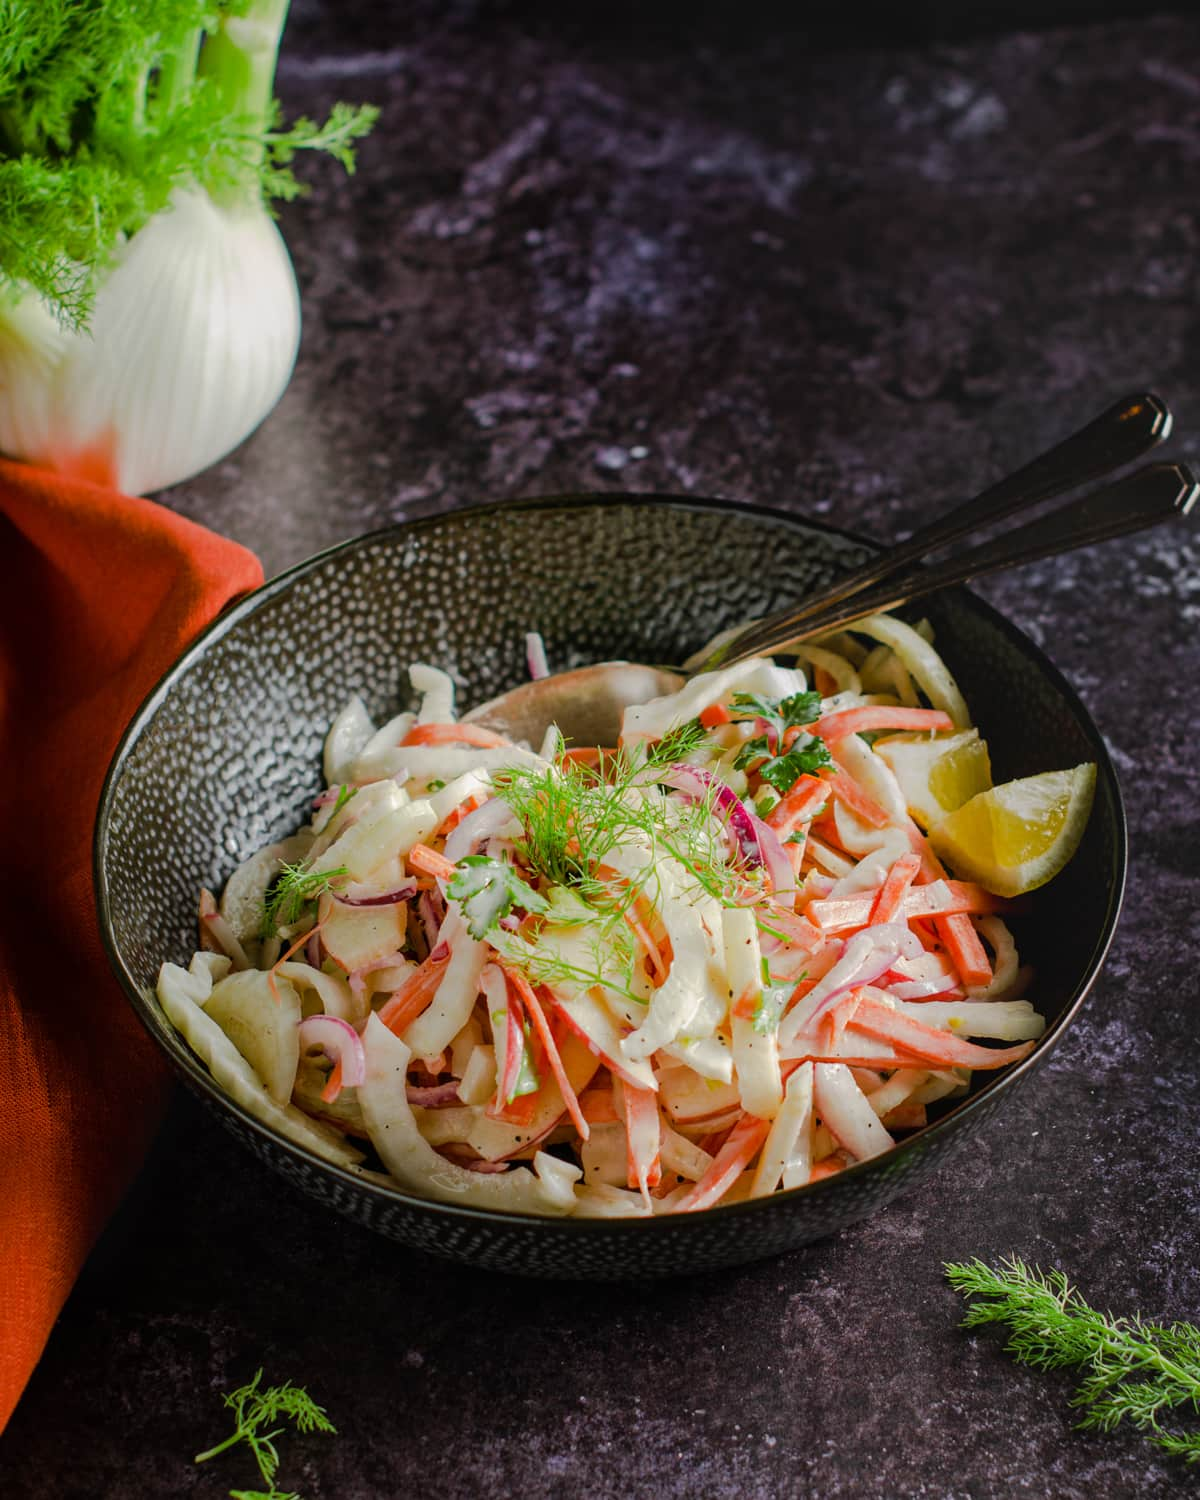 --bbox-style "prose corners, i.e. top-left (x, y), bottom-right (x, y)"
top-left (5, 2), bottom-right (1200, 1495)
